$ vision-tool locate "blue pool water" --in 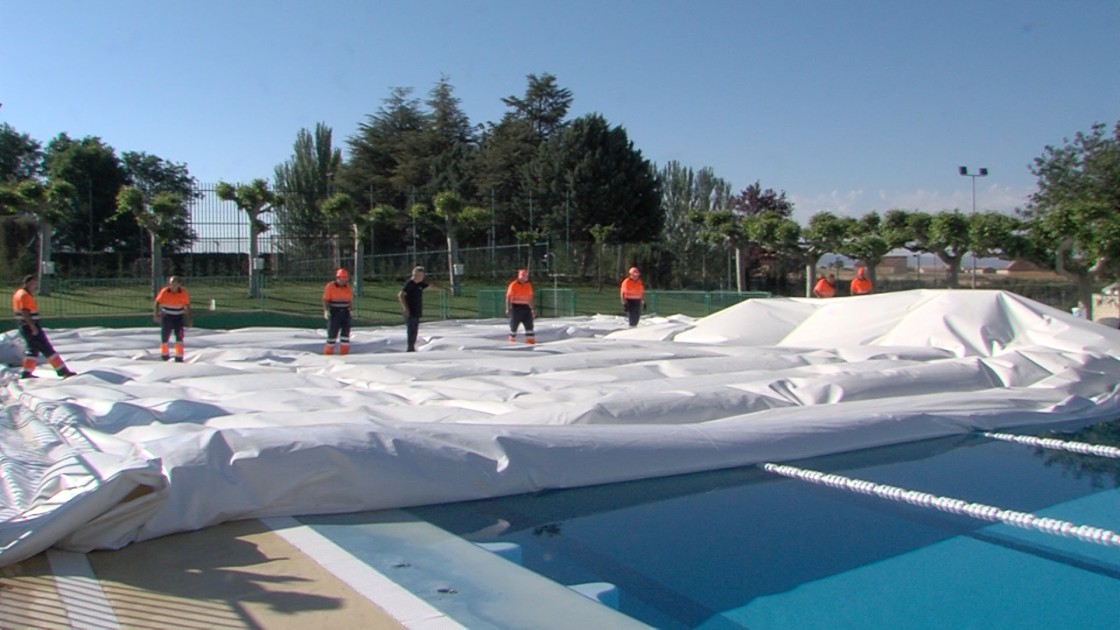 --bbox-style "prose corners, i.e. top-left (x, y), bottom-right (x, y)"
top-left (408, 420), bottom-right (1120, 628)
